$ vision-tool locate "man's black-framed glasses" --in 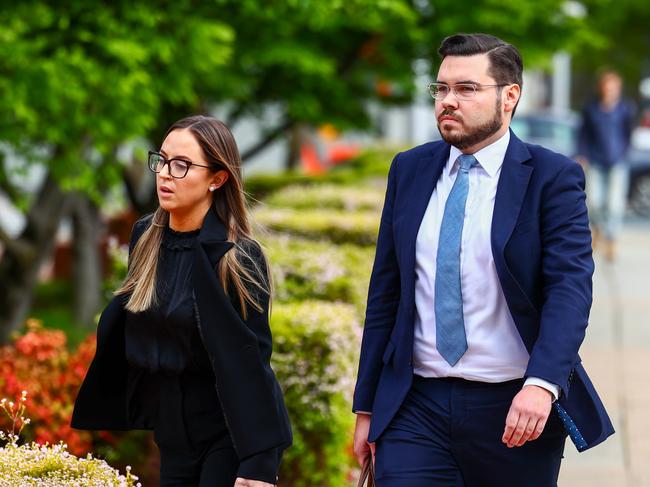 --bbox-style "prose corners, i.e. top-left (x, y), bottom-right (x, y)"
top-left (428, 82), bottom-right (508, 101)
top-left (148, 151), bottom-right (212, 179)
